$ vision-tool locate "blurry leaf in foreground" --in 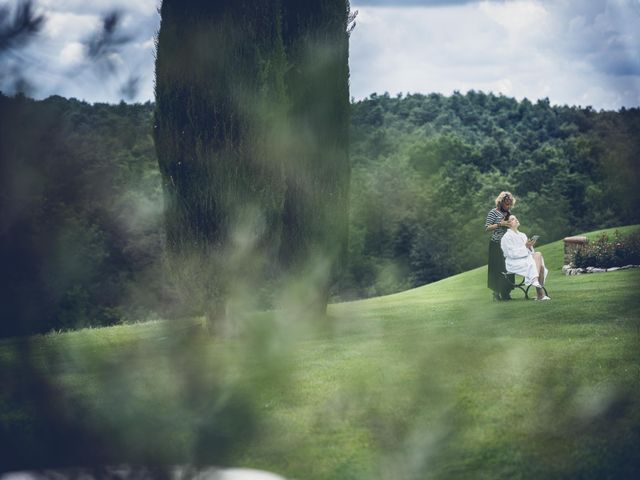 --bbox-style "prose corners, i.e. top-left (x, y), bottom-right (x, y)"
top-left (84, 11), bottom-right (132, 74)
top-left (119, 75), bottom-right (140, 101)
top-left (0, 0), bottom-right (45, 95)
top-left (0, 0), bottom-right (45, 53)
